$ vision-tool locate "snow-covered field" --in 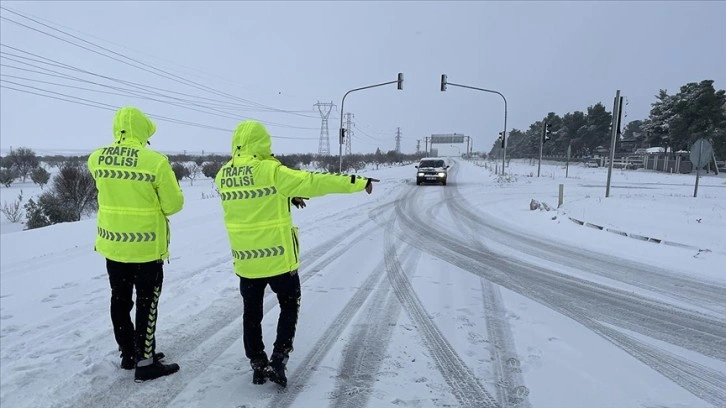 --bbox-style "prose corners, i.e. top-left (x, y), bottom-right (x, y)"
top-left (1, 158), bottom-right (724, 408)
